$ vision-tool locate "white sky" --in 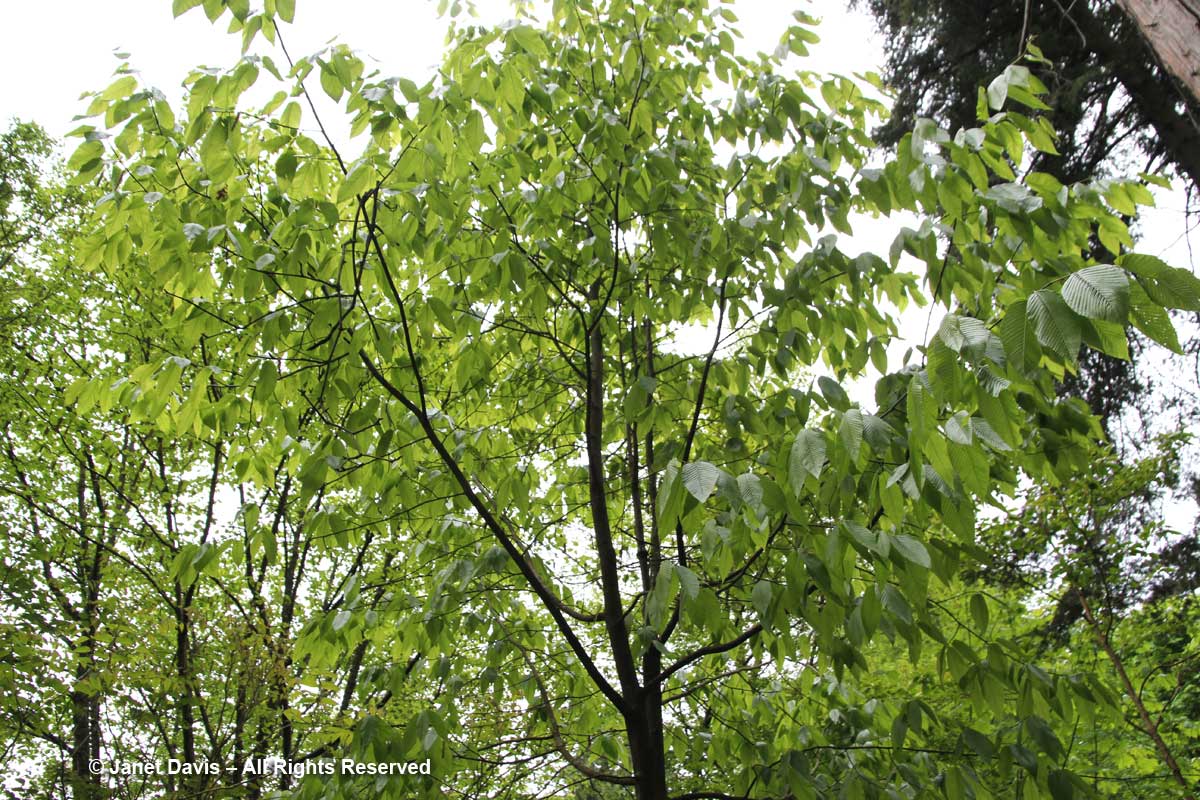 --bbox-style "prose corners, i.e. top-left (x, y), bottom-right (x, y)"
top-left (0, 0), bottom-right (884, 139)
